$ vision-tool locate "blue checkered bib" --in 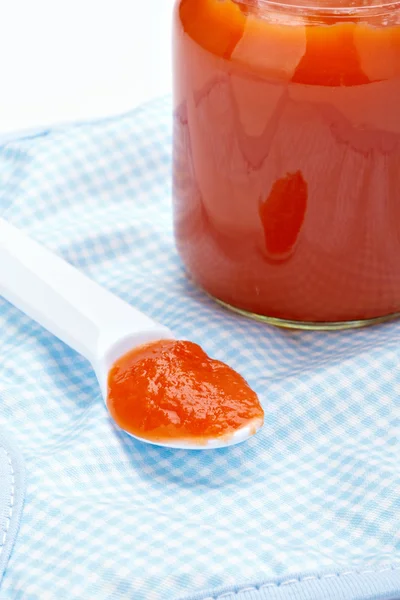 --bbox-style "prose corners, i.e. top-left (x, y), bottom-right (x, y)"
top-left (0, 98), bottom-right (399, 600)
